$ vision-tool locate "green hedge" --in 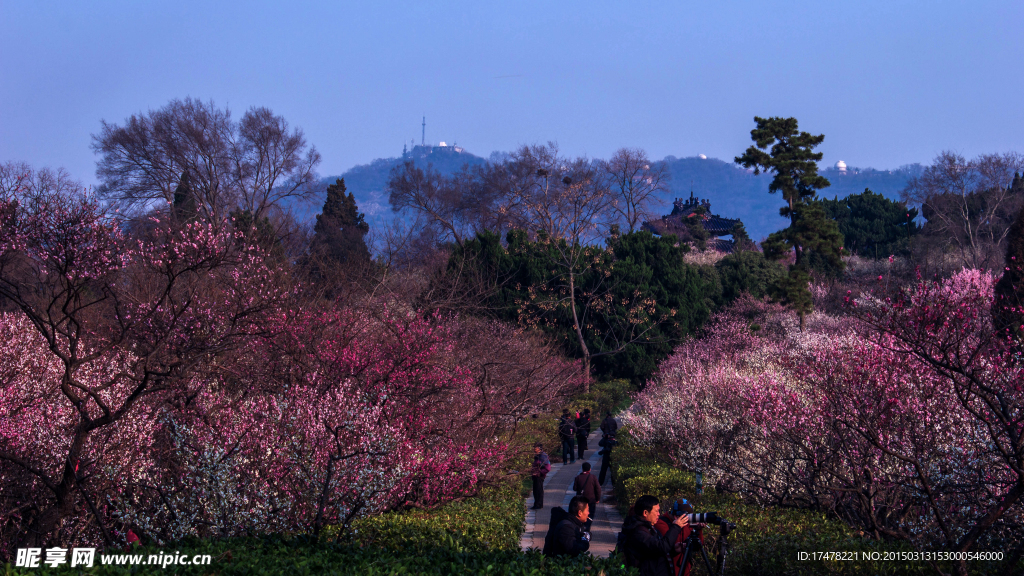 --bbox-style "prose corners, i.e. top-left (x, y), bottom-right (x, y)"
top-left (8, 485), bottom-right (634, 575)
top-left (327, 485), bottom-right (524, 552)
top-left (609, 433), bottom-right (1019, 576)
